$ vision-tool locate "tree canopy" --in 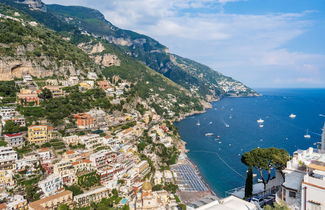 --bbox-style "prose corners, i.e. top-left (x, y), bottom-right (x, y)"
top-left (241, 147), bottom-right (290, 189)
